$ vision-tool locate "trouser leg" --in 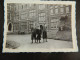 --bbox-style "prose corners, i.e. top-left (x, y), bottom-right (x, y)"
top-left (31, 35), bottom-right (33, 43)
top-left (46, 38), bottom-right (47, 42)
top-left (37, 39), bottom-right (38, 43)
top-left (31, 38), bottom-right (33, 43)
top-left (35, 39), bottom-right (36, 43)
top-left (39, 40), bottom-right (40, 43)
